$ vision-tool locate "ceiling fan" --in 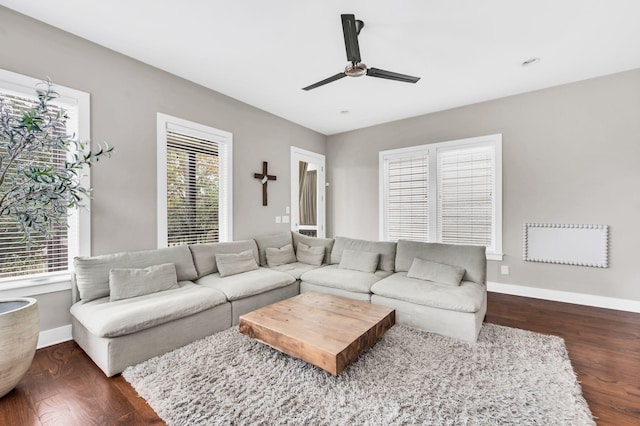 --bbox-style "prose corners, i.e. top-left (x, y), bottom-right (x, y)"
top-left (302, 14), bottom-right (421, 91)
